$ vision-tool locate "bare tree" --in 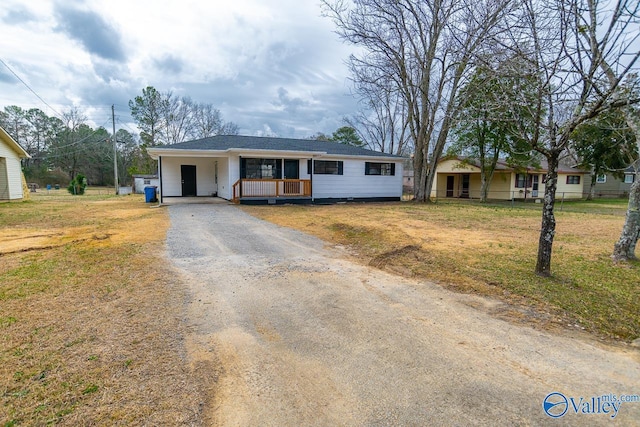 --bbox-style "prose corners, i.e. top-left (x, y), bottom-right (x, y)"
top-left (193, 102), bottom-right (223, 138)
top-left (191, 102), bottom-right (240, 137)
top-left (220, 121), bottom-right (239, 135)
top-left (347, 79), bottom-right (412, 155)
top-left (500, 0), bottom-right (639, 275)
top-left (162, 93), bottom-right (195, 144)
top-left (322, 0), bottom-right (513, 202)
